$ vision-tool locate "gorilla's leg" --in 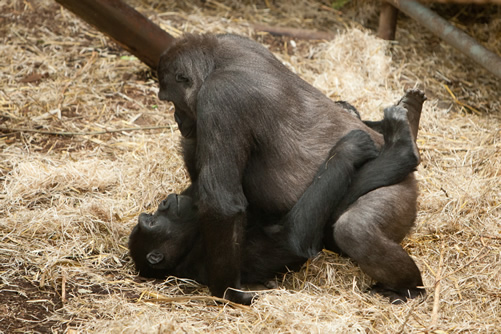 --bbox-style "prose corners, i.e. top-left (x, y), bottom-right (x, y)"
top-left (329, 102), bottom-right (426, 303)
top-left (396, 88), bottom-right (426, 142)
top-left (332, 176), bottom-right (423, 303)
top-left (322, 95), bottom-right (426, 303)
